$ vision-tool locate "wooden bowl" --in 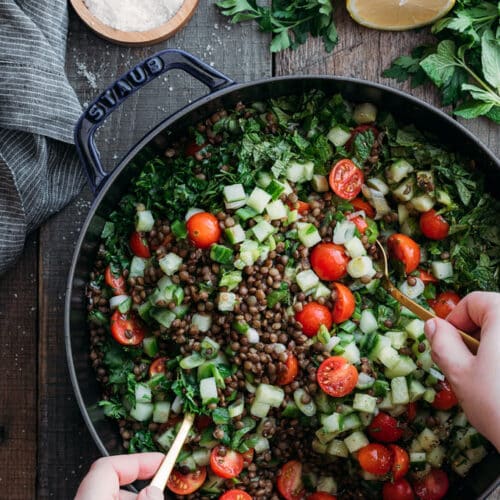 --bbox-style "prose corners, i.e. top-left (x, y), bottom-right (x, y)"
top-left (70, 0), bottom-right (199, 46)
